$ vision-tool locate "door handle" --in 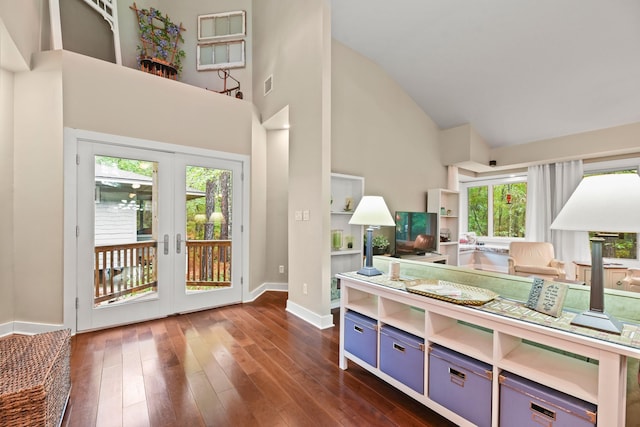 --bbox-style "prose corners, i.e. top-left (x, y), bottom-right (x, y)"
top-left (163, 234), bottom-right (169, 255)
top-left (176, 233), bottom-right (182, 254)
